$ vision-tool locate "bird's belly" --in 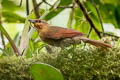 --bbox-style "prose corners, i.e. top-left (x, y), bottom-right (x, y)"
top-left (40, 36), bottom-right (82, 47)
top-left (40, 37), bottom-right (61, 47)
